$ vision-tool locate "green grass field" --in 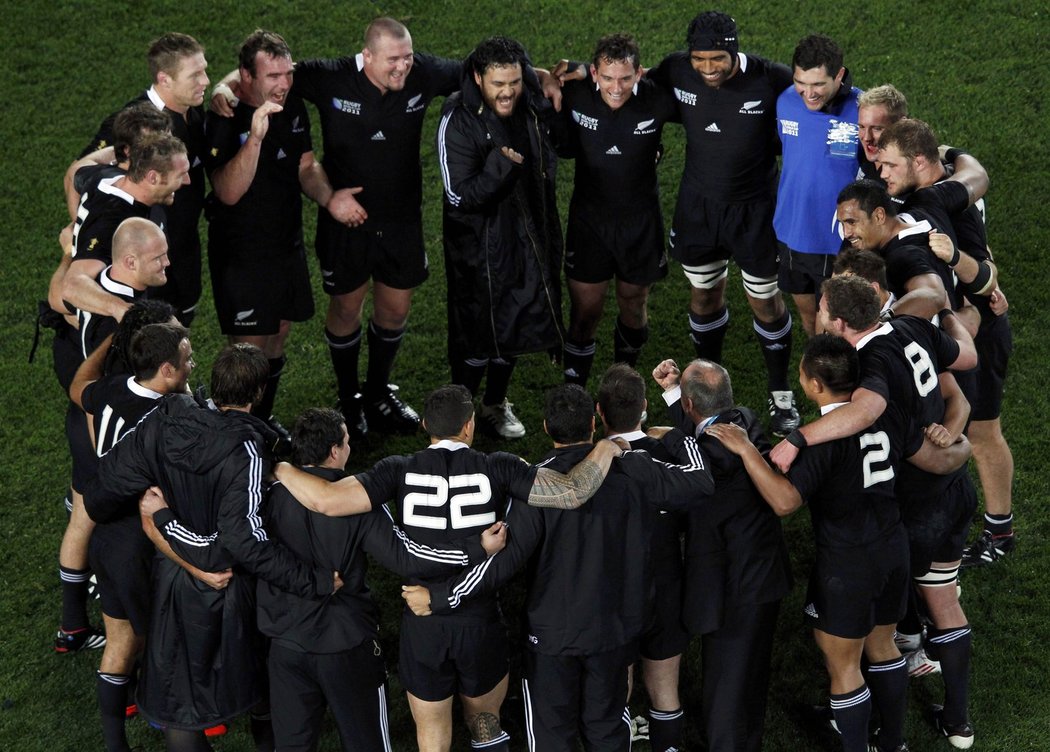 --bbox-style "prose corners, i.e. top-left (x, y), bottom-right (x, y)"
top-left (2, 1), bottom-right (1048, 749)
